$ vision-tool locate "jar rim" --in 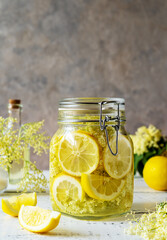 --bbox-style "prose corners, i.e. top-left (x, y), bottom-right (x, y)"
top-left (58, 97), bottom-right (125, 123)
top-left (59, 97), bottom-right (125, 107)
